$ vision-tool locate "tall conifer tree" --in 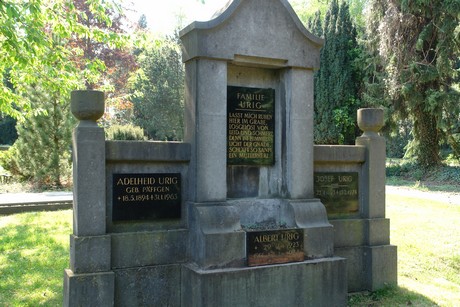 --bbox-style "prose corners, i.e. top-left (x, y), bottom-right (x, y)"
top-left (13, 88), bottom-right (73, 187)
top-left (314, 0), bottom-right (361, 144)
